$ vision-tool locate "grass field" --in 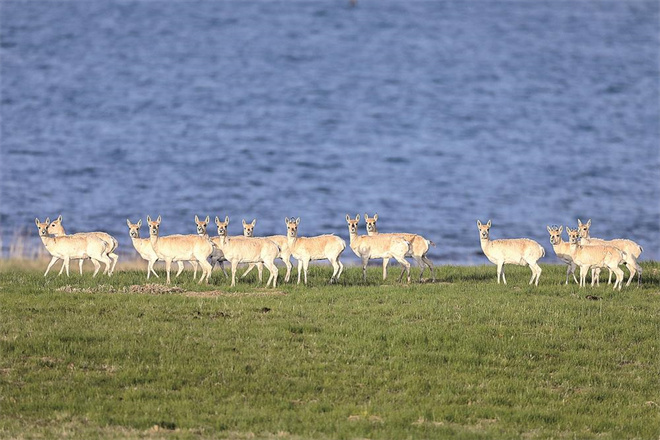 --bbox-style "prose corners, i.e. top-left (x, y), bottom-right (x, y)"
top-left (1, 260), bottom-right (659, 439)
